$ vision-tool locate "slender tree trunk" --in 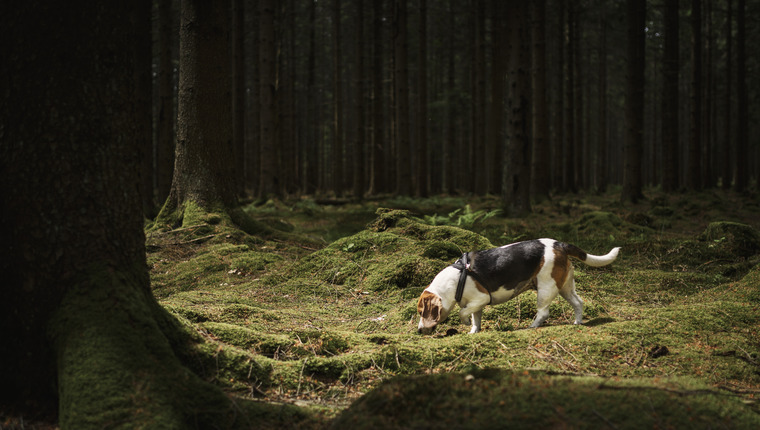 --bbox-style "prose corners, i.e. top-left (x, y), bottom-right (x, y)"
top-left (687, 0), bottom-right (703, 190)
top-left (259, 0), bottom-right (279, 197)
top-left (597, 1), bottom-right (609, 193)
top-left (722, 0), bottom-right (733, 189)
top-left (232, 0), bottom-right (246, 198)
top-left (445, 0), bottom-right (457, 194)
top-left (306, 0), bottom-right (318, 194)
top-left (394, 0), bottom-right (411, 195)
top-left (531, 0), bottom-right (549, 201)
top-left (370, 0), bottom-right (385, 195)
top-left (503, 1), bottom-right (532, 216)
top-left (157, 0), bottom-right (176, 205)
top-left (564, 3), bottom-right (577, 193)
top-left (416, 0), bottom-right (429, 197)
top-left (735, 0), bottom-right (748, 191)
top-left (473, 0), bottom-right (487, 195)
top-left (135, 3), bottom-right (153, 216)
top-left (622, 0), bottom-right (645, 203)
top-left (333, 0), bottom-right (344, 195)
top-left (1, 2), bottom-right (240, 425)
top-left (662, 0), bottom-right (680, 192)
top-left (354, 0), bottom-right (366, 198)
